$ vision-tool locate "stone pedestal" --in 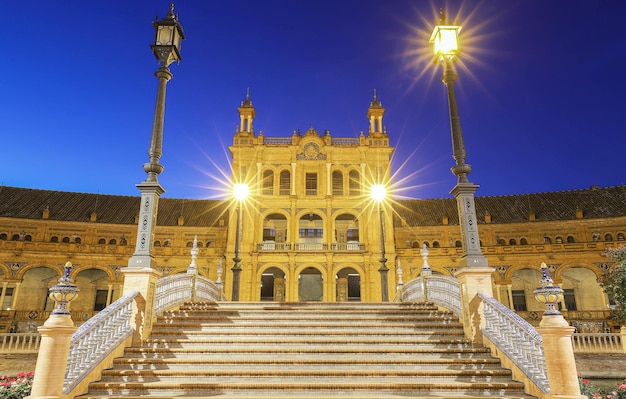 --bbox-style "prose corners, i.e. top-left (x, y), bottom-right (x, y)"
top-left (536, 315), bottom-right (586, 399)
top-left (121, 267), bottom-right (162, 345)
top-left (26, 315), bottom-right (76, 399)
top-left (455, 267), bottom-right (494, 345)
